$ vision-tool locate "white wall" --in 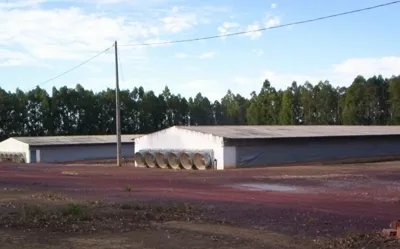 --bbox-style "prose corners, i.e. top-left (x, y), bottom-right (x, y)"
top-left (223, 146), bottom-right (237, 169)
top-left (32, 143), bottom-right (134, 163)
top-left (135, 126), bottom-right (226, 169)
top-left (0, 138), bottom-right (30, 163)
